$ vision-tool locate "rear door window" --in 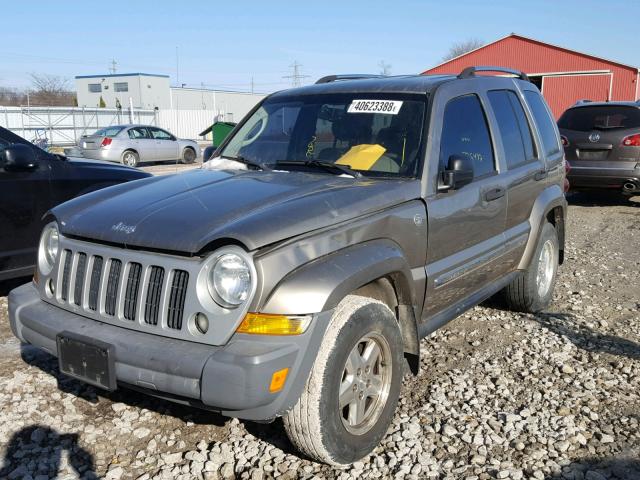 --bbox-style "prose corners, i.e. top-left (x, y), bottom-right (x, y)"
top-left (128, 127), bottom-right (151, 139)
top-left (558, 105), bottom-right (640, 131)
top-left (488, 90), bottom-right (536, 169)
top-left (524, 90), bottom-right (560, 157)
top-left (440, 94), bottom-right (495, 178)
